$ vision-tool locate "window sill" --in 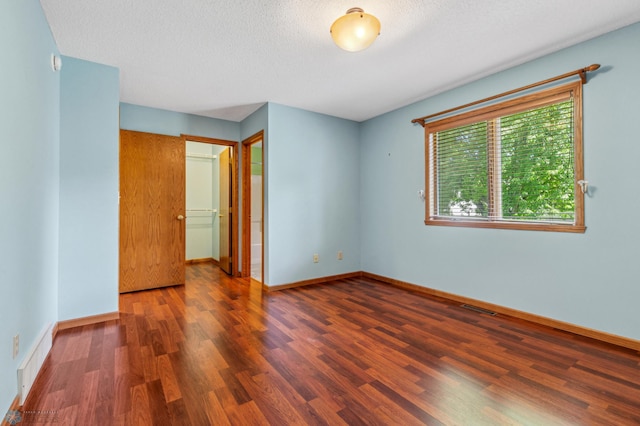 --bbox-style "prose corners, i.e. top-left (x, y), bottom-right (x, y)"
top-left (424, 218), bottom-right (586, 233)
